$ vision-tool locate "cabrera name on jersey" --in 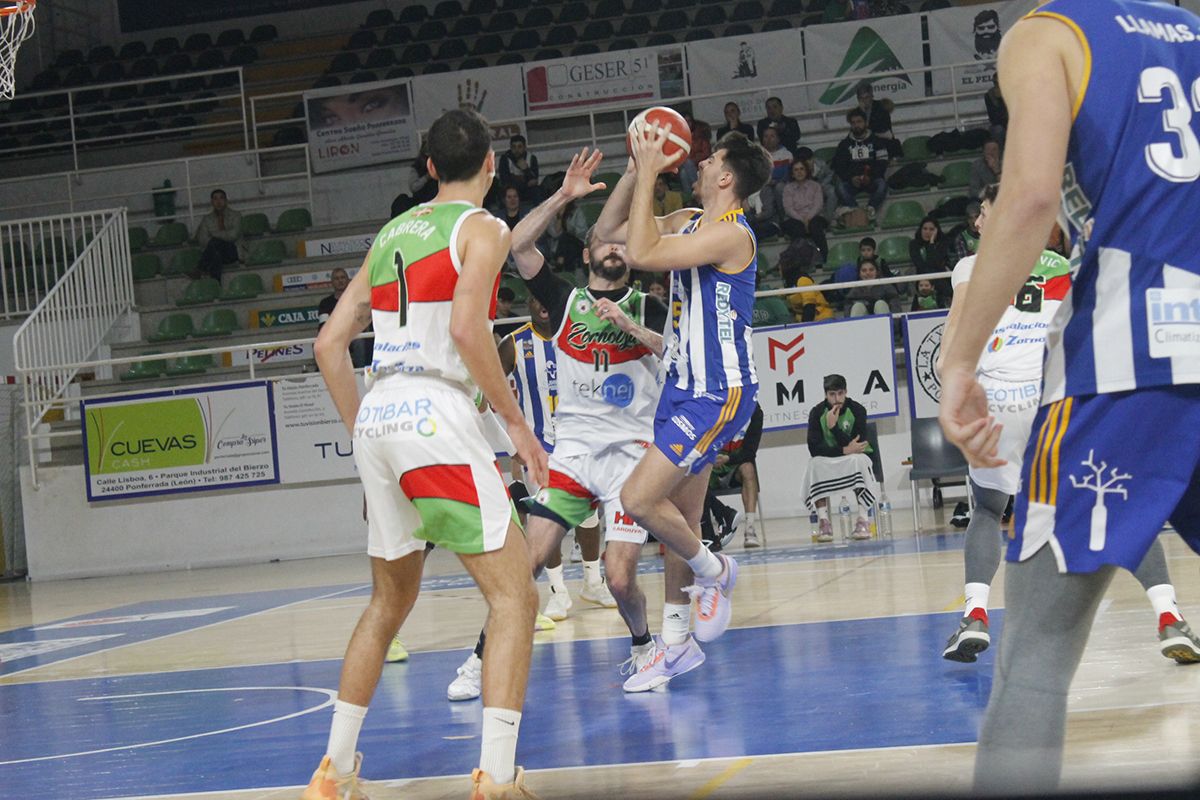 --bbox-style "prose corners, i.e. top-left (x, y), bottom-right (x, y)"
top-left (1037, 0), bottom-right (1200, 405)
